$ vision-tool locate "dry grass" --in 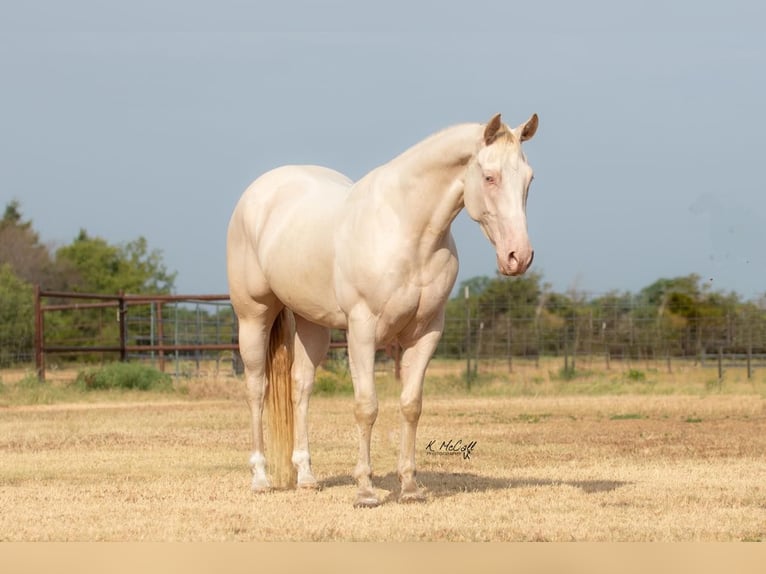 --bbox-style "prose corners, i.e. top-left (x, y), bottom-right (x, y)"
top-left (1, 369), bottom-right (765, 541)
